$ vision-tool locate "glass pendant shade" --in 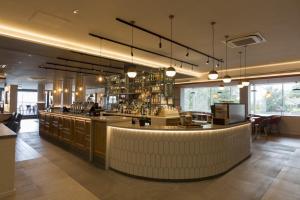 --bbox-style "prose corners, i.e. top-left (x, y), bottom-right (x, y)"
top-left (223, 75), bottom-right (232, 83)
top-left (208, 70), bottom-right (218, 80)
top-left (242, 80), bottom-right (250, 86)
top-left (219, 84), bottom-right (225, 90)
top-left (127, 67), bottom-right (137, 78)
top-left (265, 91), bottom-right (272, 98)
top-left (98, 76), bottom-right (103, 82)
top-left (166, 67), bottom-right (176, 77)
top-left (238, 82), bottom-right (244, 88)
